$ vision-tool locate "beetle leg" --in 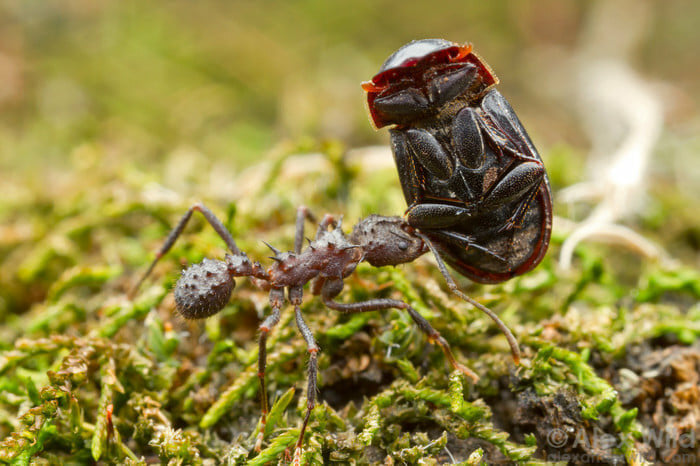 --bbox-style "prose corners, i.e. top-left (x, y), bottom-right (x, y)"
top-left (405, 203), bottom-right (475, 229)
top-left (390, 130), bottom-right (424, 207)
top-left (130, 203), bottom-right (241, 297)
top-left (497, 182), bottom-right (544, 232)
top-left (476, 160), bottom-right (545, 232)
top-left (373, 87), bottom-right (431, 122)
top-left (427, 63), bottom-right (478, 107)
top-left (405, 128), bottom-right (454, 180)
top-left (452, 107), bottom-right (485, 169)
top-left (477, 112), bottom-right (520, 160)
top-left (482, 161), bottom-right (544, 209)
top-left (405, 158), bottom-right (543, 236)
top-left (321, 293), bottom-right (479, 382)
top-left (415, 232), bottom-right (521, 364)
top-left (292, 305), bottom-right (319, 464)
top-left (479, 90), bottom-right (541, 164)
